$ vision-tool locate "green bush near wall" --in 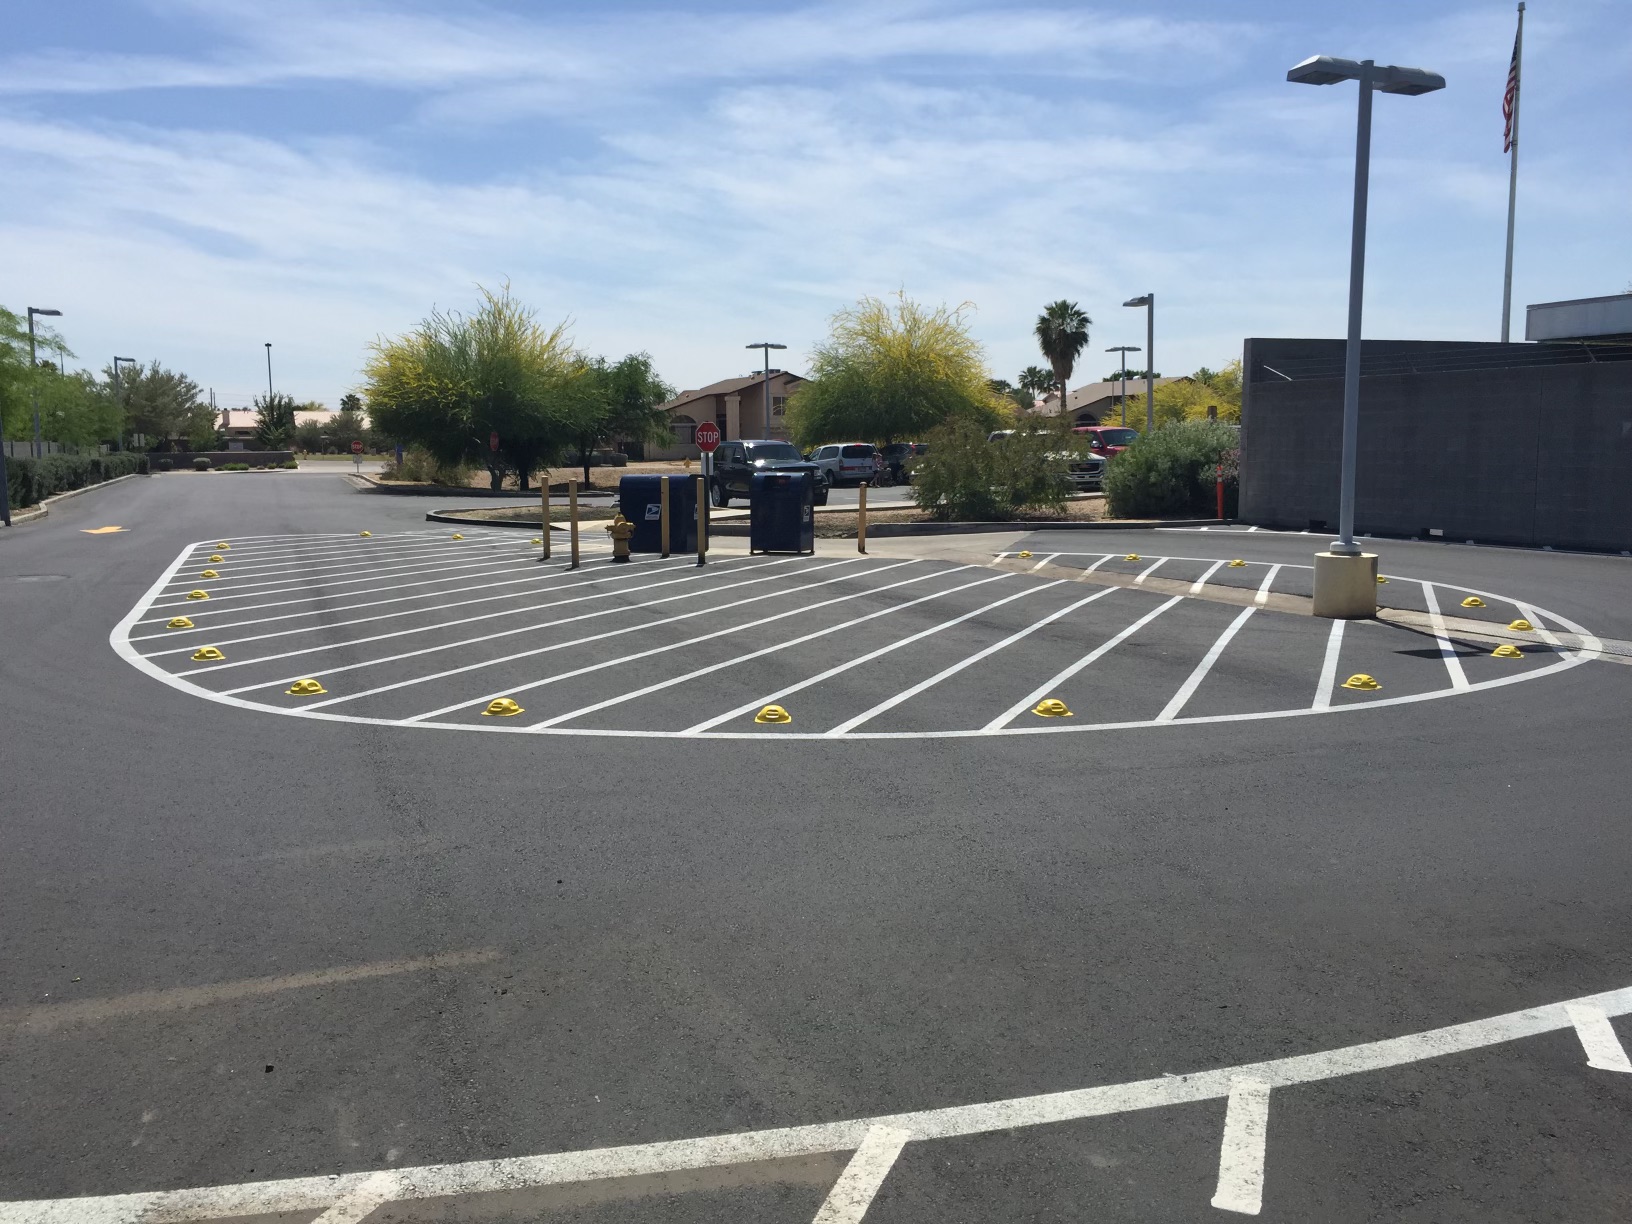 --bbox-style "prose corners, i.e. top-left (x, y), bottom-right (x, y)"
top-left (4, 452), bottom-right (149, 509)
top-left (1103, 420), bottom-right (1240, 519)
